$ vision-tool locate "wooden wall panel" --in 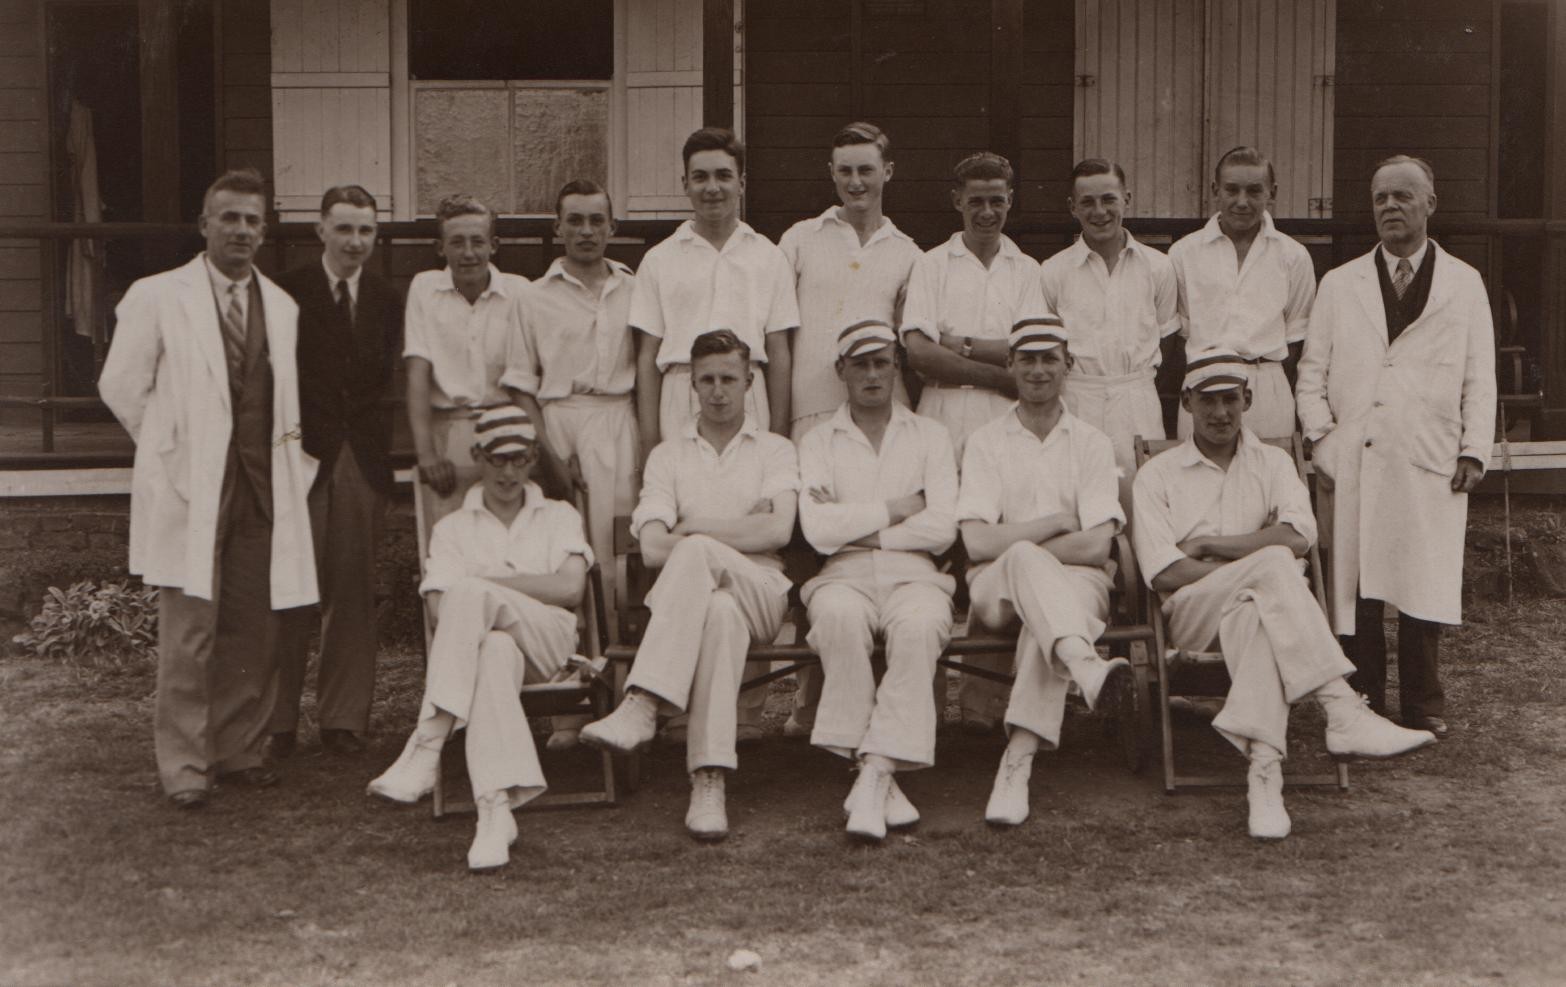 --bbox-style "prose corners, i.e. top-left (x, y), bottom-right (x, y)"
top-left (222, 0), bottom-right (273, 180)
top-left (625, 0), bottom-right (704, 214)
top-left (0, 0), bottom-right (44, 411)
